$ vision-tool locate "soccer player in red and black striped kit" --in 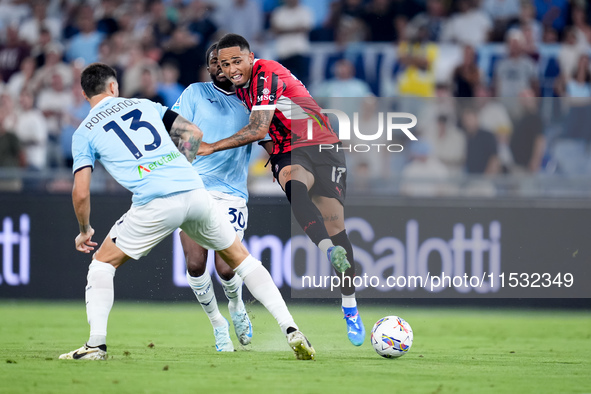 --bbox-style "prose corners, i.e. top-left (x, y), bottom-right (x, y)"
top-left (197, 33), bottom-right (365, 346)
